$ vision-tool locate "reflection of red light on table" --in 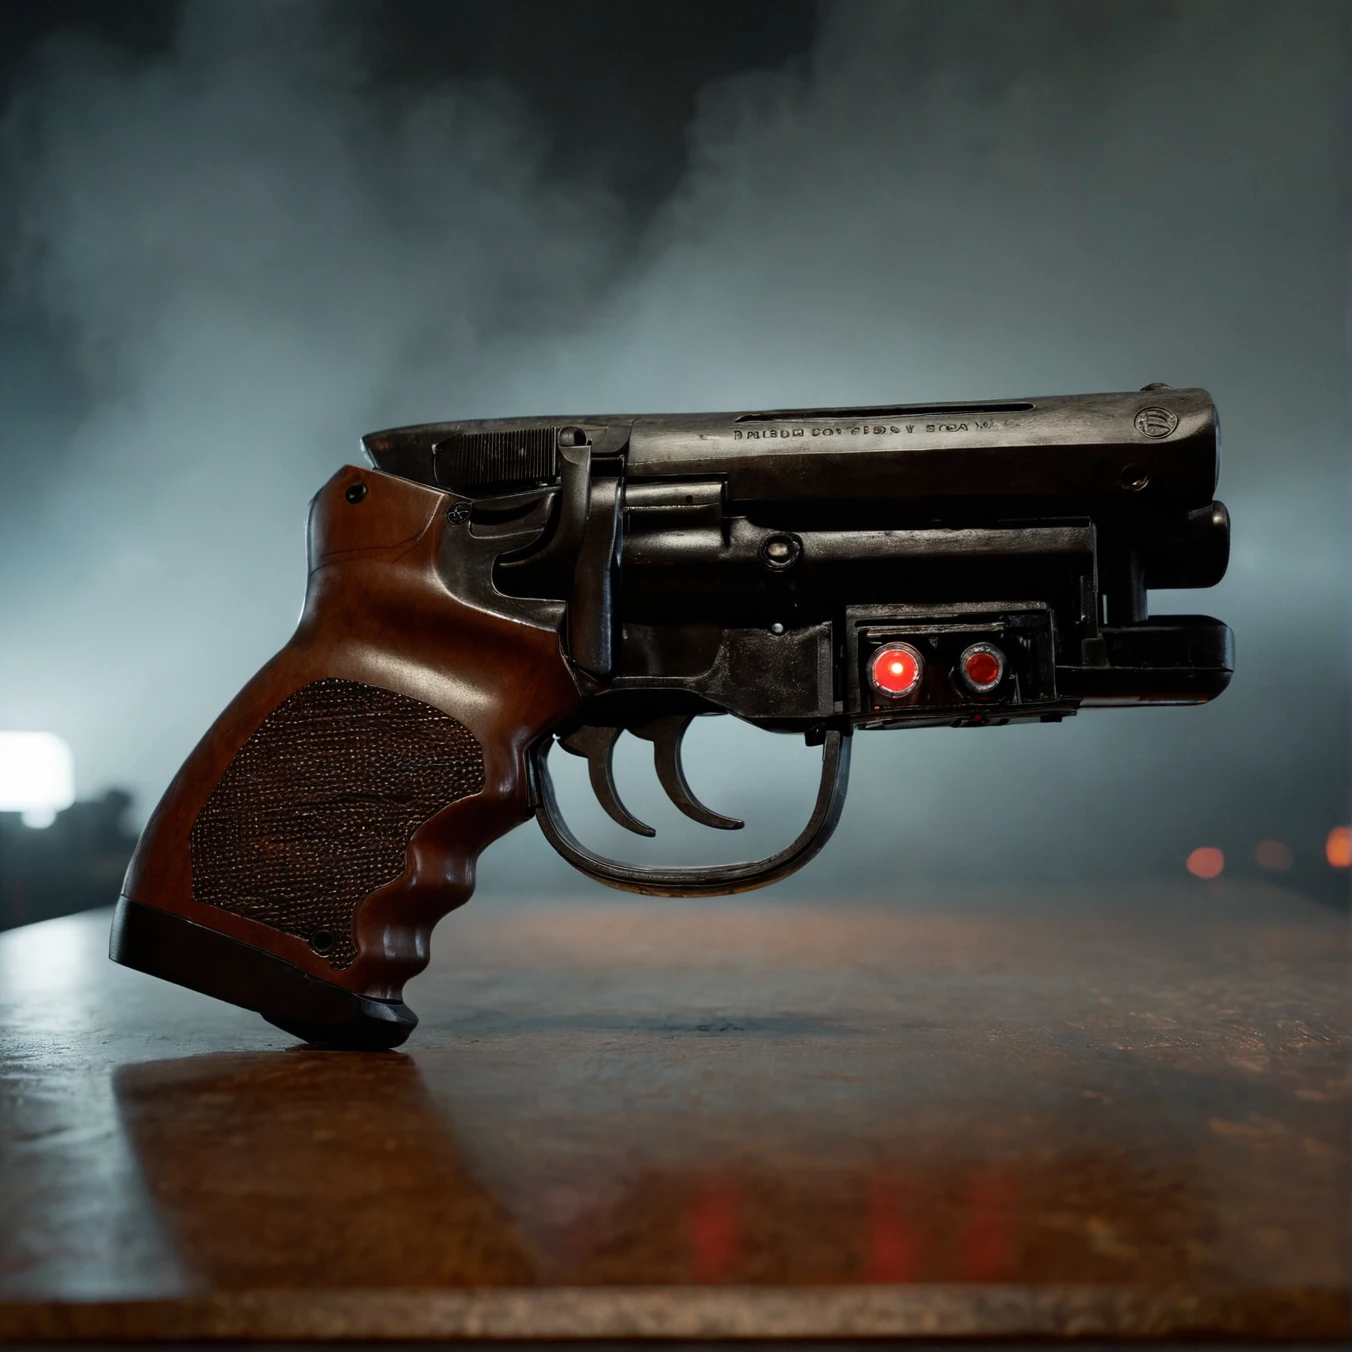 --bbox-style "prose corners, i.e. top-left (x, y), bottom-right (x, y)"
top-left (690, 1179), bottom-right (738, 1282)
top-left (868, 1175), bottom-right (917, 1282)
top-left (957, 1170), bottom-right (1016, 1281)
top-left (1186, 846), bottom-right (1224, 879)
